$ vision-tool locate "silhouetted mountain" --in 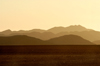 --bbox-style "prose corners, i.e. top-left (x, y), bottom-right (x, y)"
top-left (93, 40), bottom-right (100, 45)
top-left (0, 25), bottom-right (100, 42)
top-left (14, 30), bottom-right (28, 33)
top-left (0, 29), bottom-right (45, 36)
top-left (65, 25), bottom-right (91, 32)
top-left (0, 35), bottom-right (46, 45)
top-left (47, 35), bottom-right (94, 45)
top-left (0, 35), bottom-right (95, 45)
top-left (56, 31), bottom-right (100, 42)
top-left (1, 29), bottom-right (12, 35)
top-left (24, 30), bottom-right (100, 42)
top-left (47, 25), bottom-right (92, 34)
top-left (26, 32), bottom-right (55, 40)
top-left (47, 26), bottom-right (65, 34)
top-left (8, 32), bottom-right (55, 40)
